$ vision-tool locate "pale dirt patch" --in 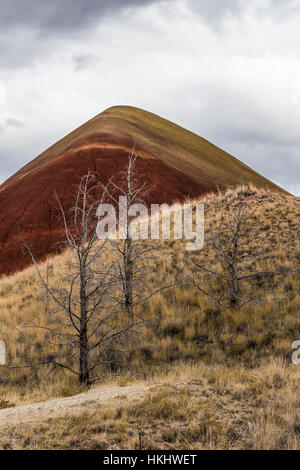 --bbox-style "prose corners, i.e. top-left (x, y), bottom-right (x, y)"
top-left (0, 384), bottom-right (150, 427)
